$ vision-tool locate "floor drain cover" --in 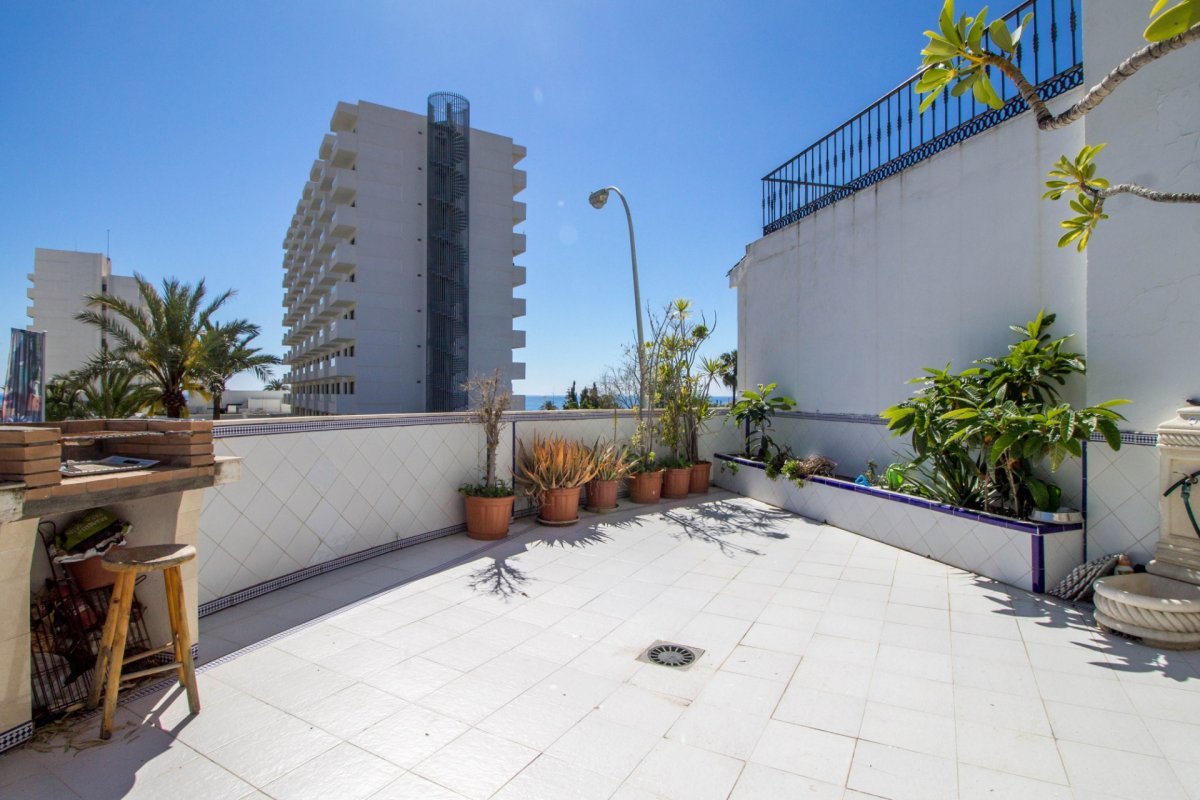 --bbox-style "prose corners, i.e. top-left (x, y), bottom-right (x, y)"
top-left (637, 641), bottom-right (704, 670)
